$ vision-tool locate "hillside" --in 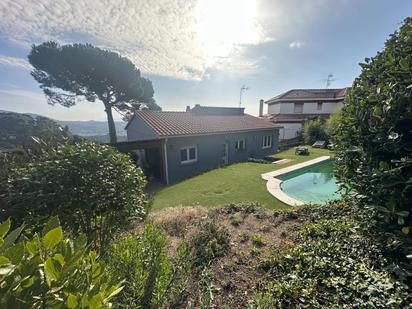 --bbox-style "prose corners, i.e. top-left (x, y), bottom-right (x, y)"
top-left (0, 110), bottom-right (74, 151)
top-left (1, 110), bottom-right (128, 145)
